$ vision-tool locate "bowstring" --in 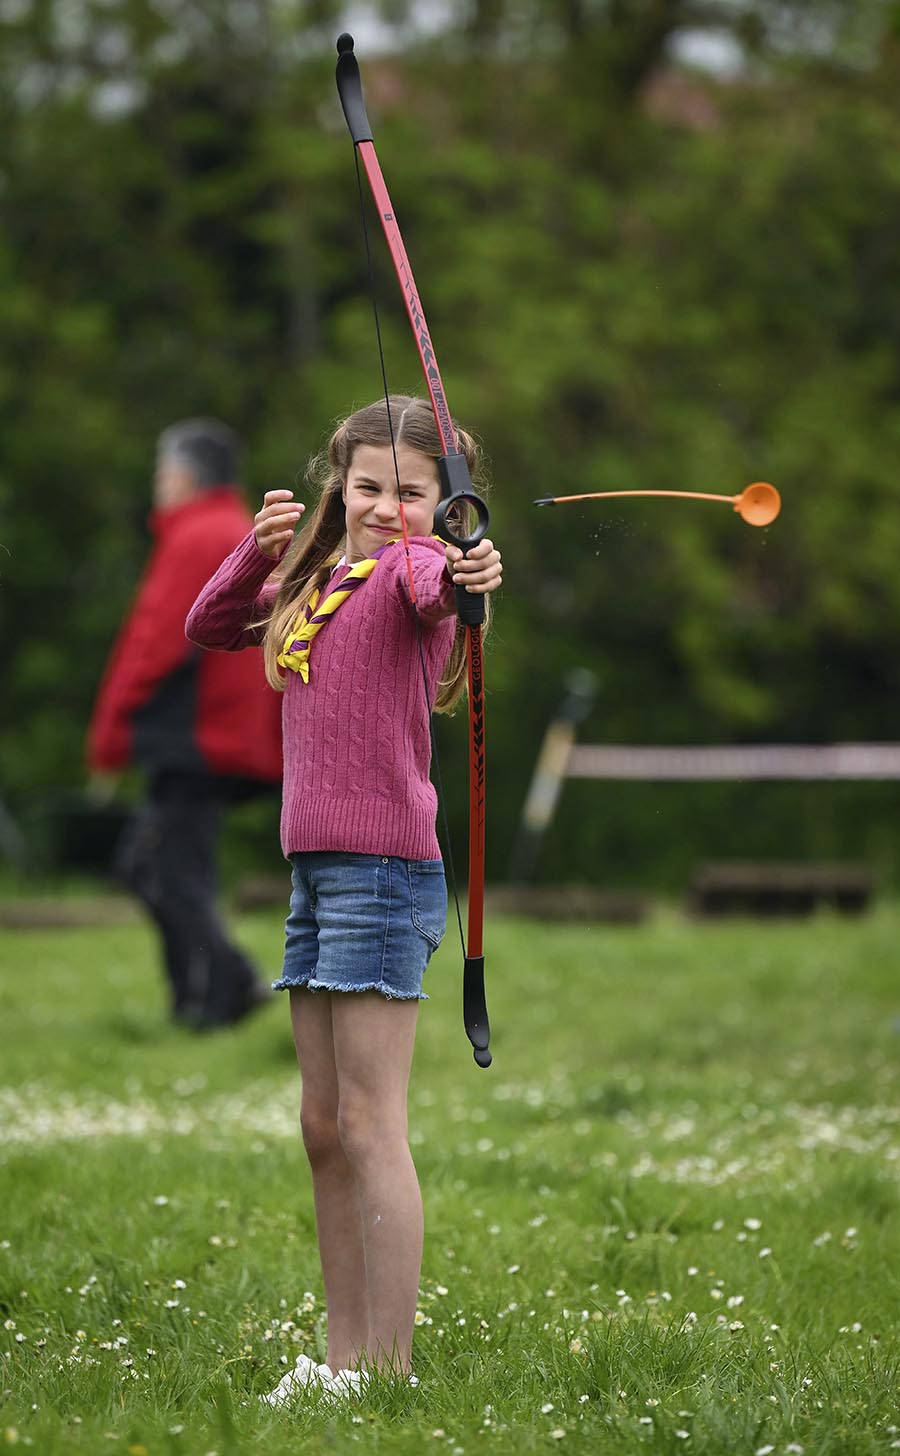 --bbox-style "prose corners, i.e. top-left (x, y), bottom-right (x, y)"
top-left (352, 149), bottom-right (467, 960)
